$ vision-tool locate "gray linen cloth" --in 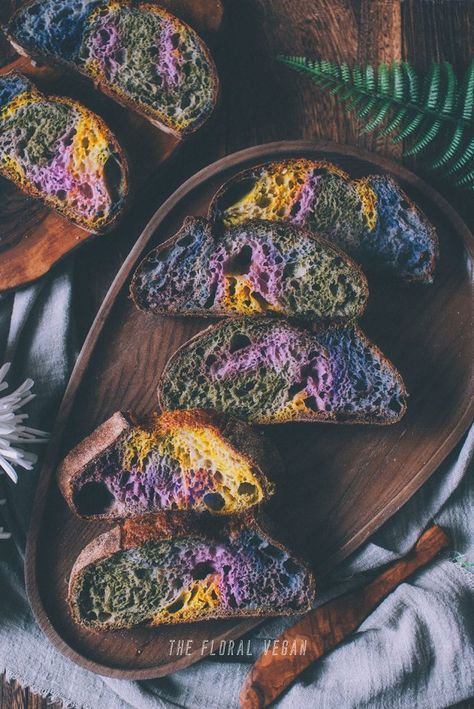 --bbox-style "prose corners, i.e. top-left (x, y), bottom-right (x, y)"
top-left (0, 268), bottom-right (473, 709)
